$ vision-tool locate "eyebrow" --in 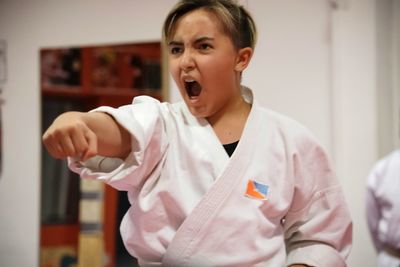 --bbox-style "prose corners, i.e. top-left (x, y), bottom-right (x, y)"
top-left (168, 37), bottom-right (215, 46)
